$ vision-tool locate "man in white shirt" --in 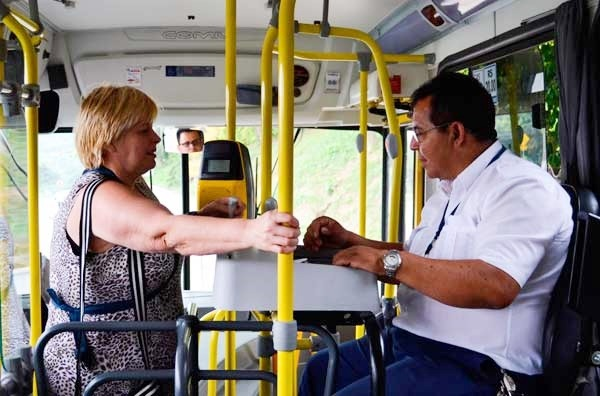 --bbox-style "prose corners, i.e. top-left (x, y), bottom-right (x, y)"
top-left (299, 72), bottom-right (573, 395)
